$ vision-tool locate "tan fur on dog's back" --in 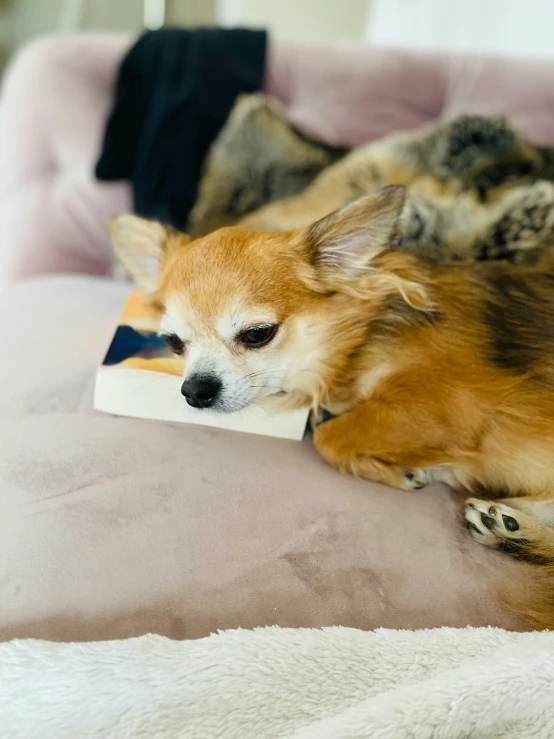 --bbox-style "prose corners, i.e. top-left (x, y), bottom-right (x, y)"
top-left (308, 248), bottom-right (554, 630)
top-left (111, 186), bottom-right (554, 631)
